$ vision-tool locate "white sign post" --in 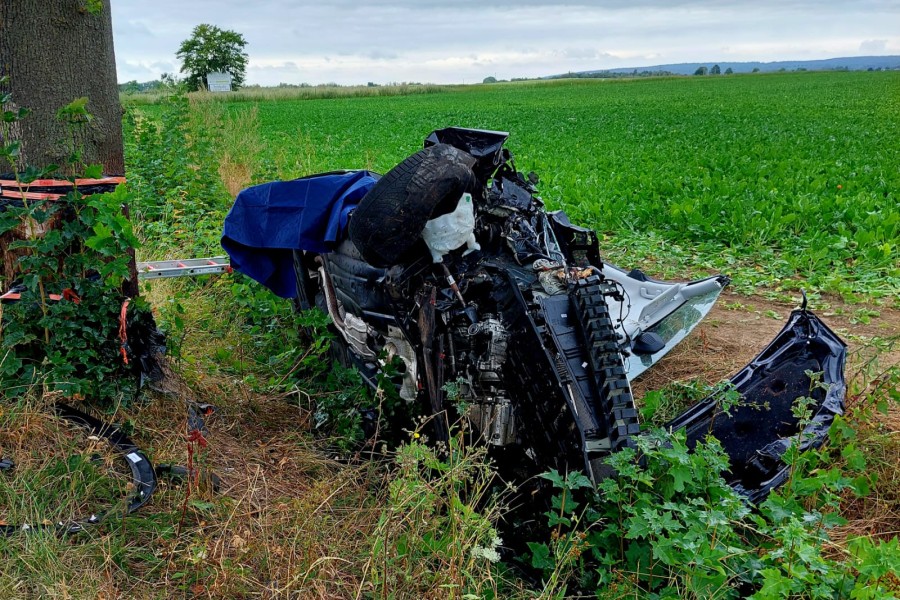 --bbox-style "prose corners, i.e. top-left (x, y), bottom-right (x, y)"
top-left (206, 72), bottom-right (233, 92)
